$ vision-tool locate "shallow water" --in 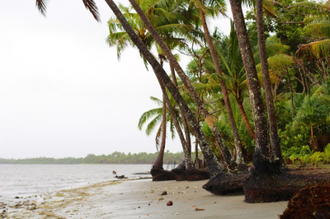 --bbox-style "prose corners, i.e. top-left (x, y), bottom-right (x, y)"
top-left (0, 164), bottom-right (152, 203)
